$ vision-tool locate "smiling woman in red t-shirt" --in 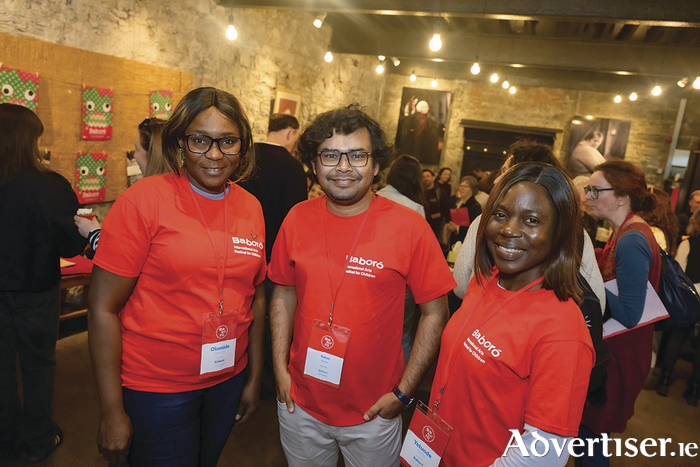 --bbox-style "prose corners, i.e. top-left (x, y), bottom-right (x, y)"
top-left (88, 88), bottom-right (267, 467)
top-left (429, 162), bottom-right (594, 467)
